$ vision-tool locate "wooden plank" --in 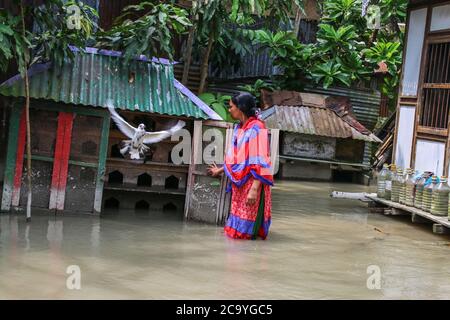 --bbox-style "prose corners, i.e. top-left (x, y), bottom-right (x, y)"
top-left (49, 112), bottom-right (68, 210)
top-left (11, 110), bottom-right (26, 206)
top-left (433, 223), bottom-right (450, 234)
top-left (269, 128), bottom-right (280, 176)
top-left (216, 125), bottom-right (233, 225)
top-left (55, 112), bottom-right (74, 211)
top-left (416, 125), bottom-right (448, 136)
top-left (1, 103), bottom-right (21, 212)
top-left (367, 195), bottom-right (450, 228)
top-left (410, 6), bottom-right (432, 169)
top-left (392, 7), bottom-right (414, 165)
top-left (94, 114), bottom-right (110, 214)
top-left (104, 185), bottom-right (185, 195)
top-left (24, 100), bottom-right (107, 117)
top-left (203, 120), bottom-right (231, 128)
top-left (184, 120), bottom-right (202, 219)
top-left (412, 213), bottom-right (430, 223)
top-left (422, 83), bottom-right (450, 89)
top-left (106, 158), bottom-right (188, 172)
